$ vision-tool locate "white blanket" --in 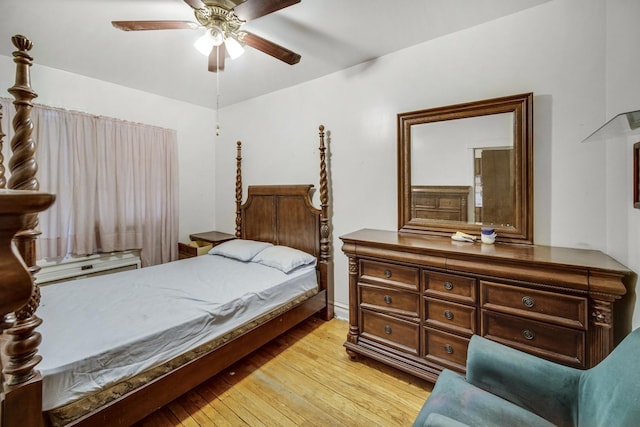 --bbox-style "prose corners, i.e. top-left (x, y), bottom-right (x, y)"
top-left (37, 254), bottom-right (317, 410)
